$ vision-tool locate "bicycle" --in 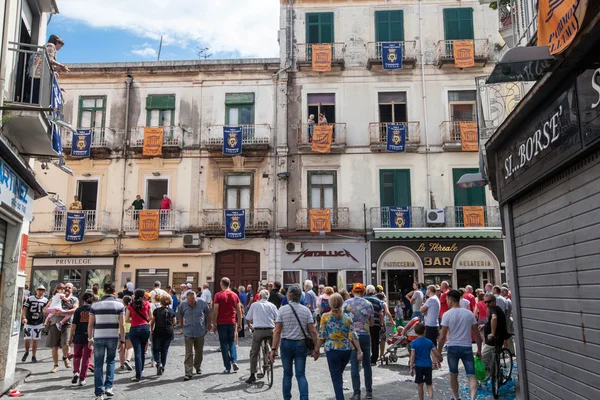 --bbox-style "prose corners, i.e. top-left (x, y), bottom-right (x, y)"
top-left (256, 337), bottom-right (274, 388)
top-left (491, 342), bottom-right (513, 399)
